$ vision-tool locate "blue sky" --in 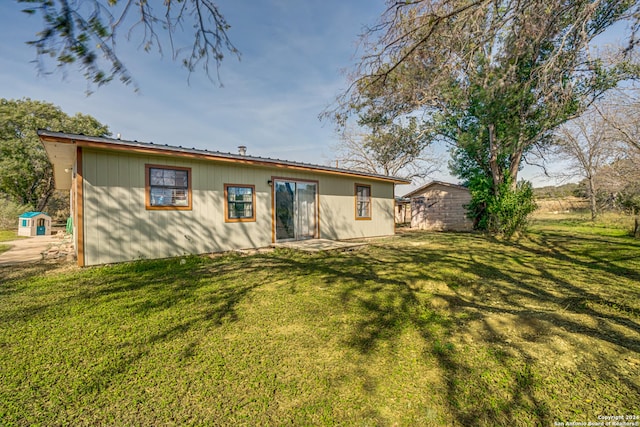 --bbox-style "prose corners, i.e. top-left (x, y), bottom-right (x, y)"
top-left (0, 1), bottom-right (375, 158)
top-left (0, 1), bottom-right (622, 192)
